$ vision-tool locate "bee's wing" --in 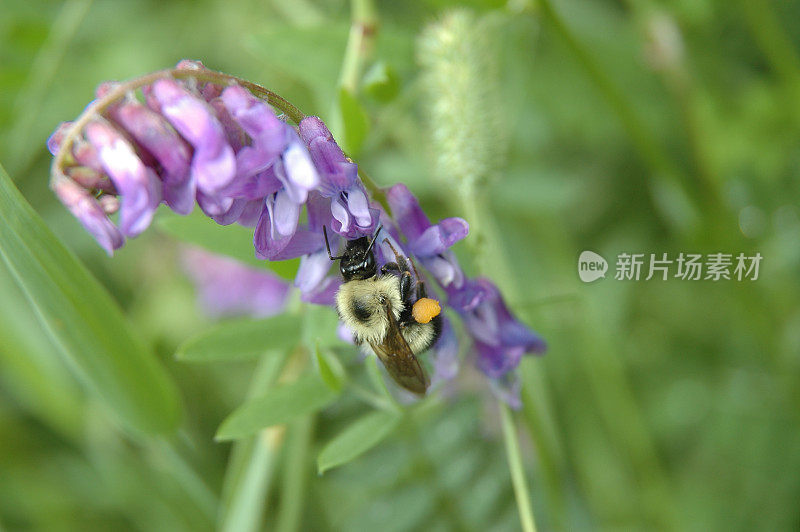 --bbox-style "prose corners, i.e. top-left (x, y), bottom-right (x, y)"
top-left (368, 302), bottom-right (429, 395)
